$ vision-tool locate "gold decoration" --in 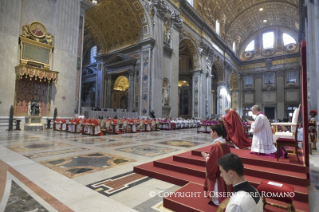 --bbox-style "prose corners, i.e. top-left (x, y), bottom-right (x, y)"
top-left (21, 21), bottom-right (54, 45)
top-left (230, 73), bottom-right (238, 90)
top-left (15, 64), bottom-right (58, 83)
top-left (113, 76), bottom-right (129, 91)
